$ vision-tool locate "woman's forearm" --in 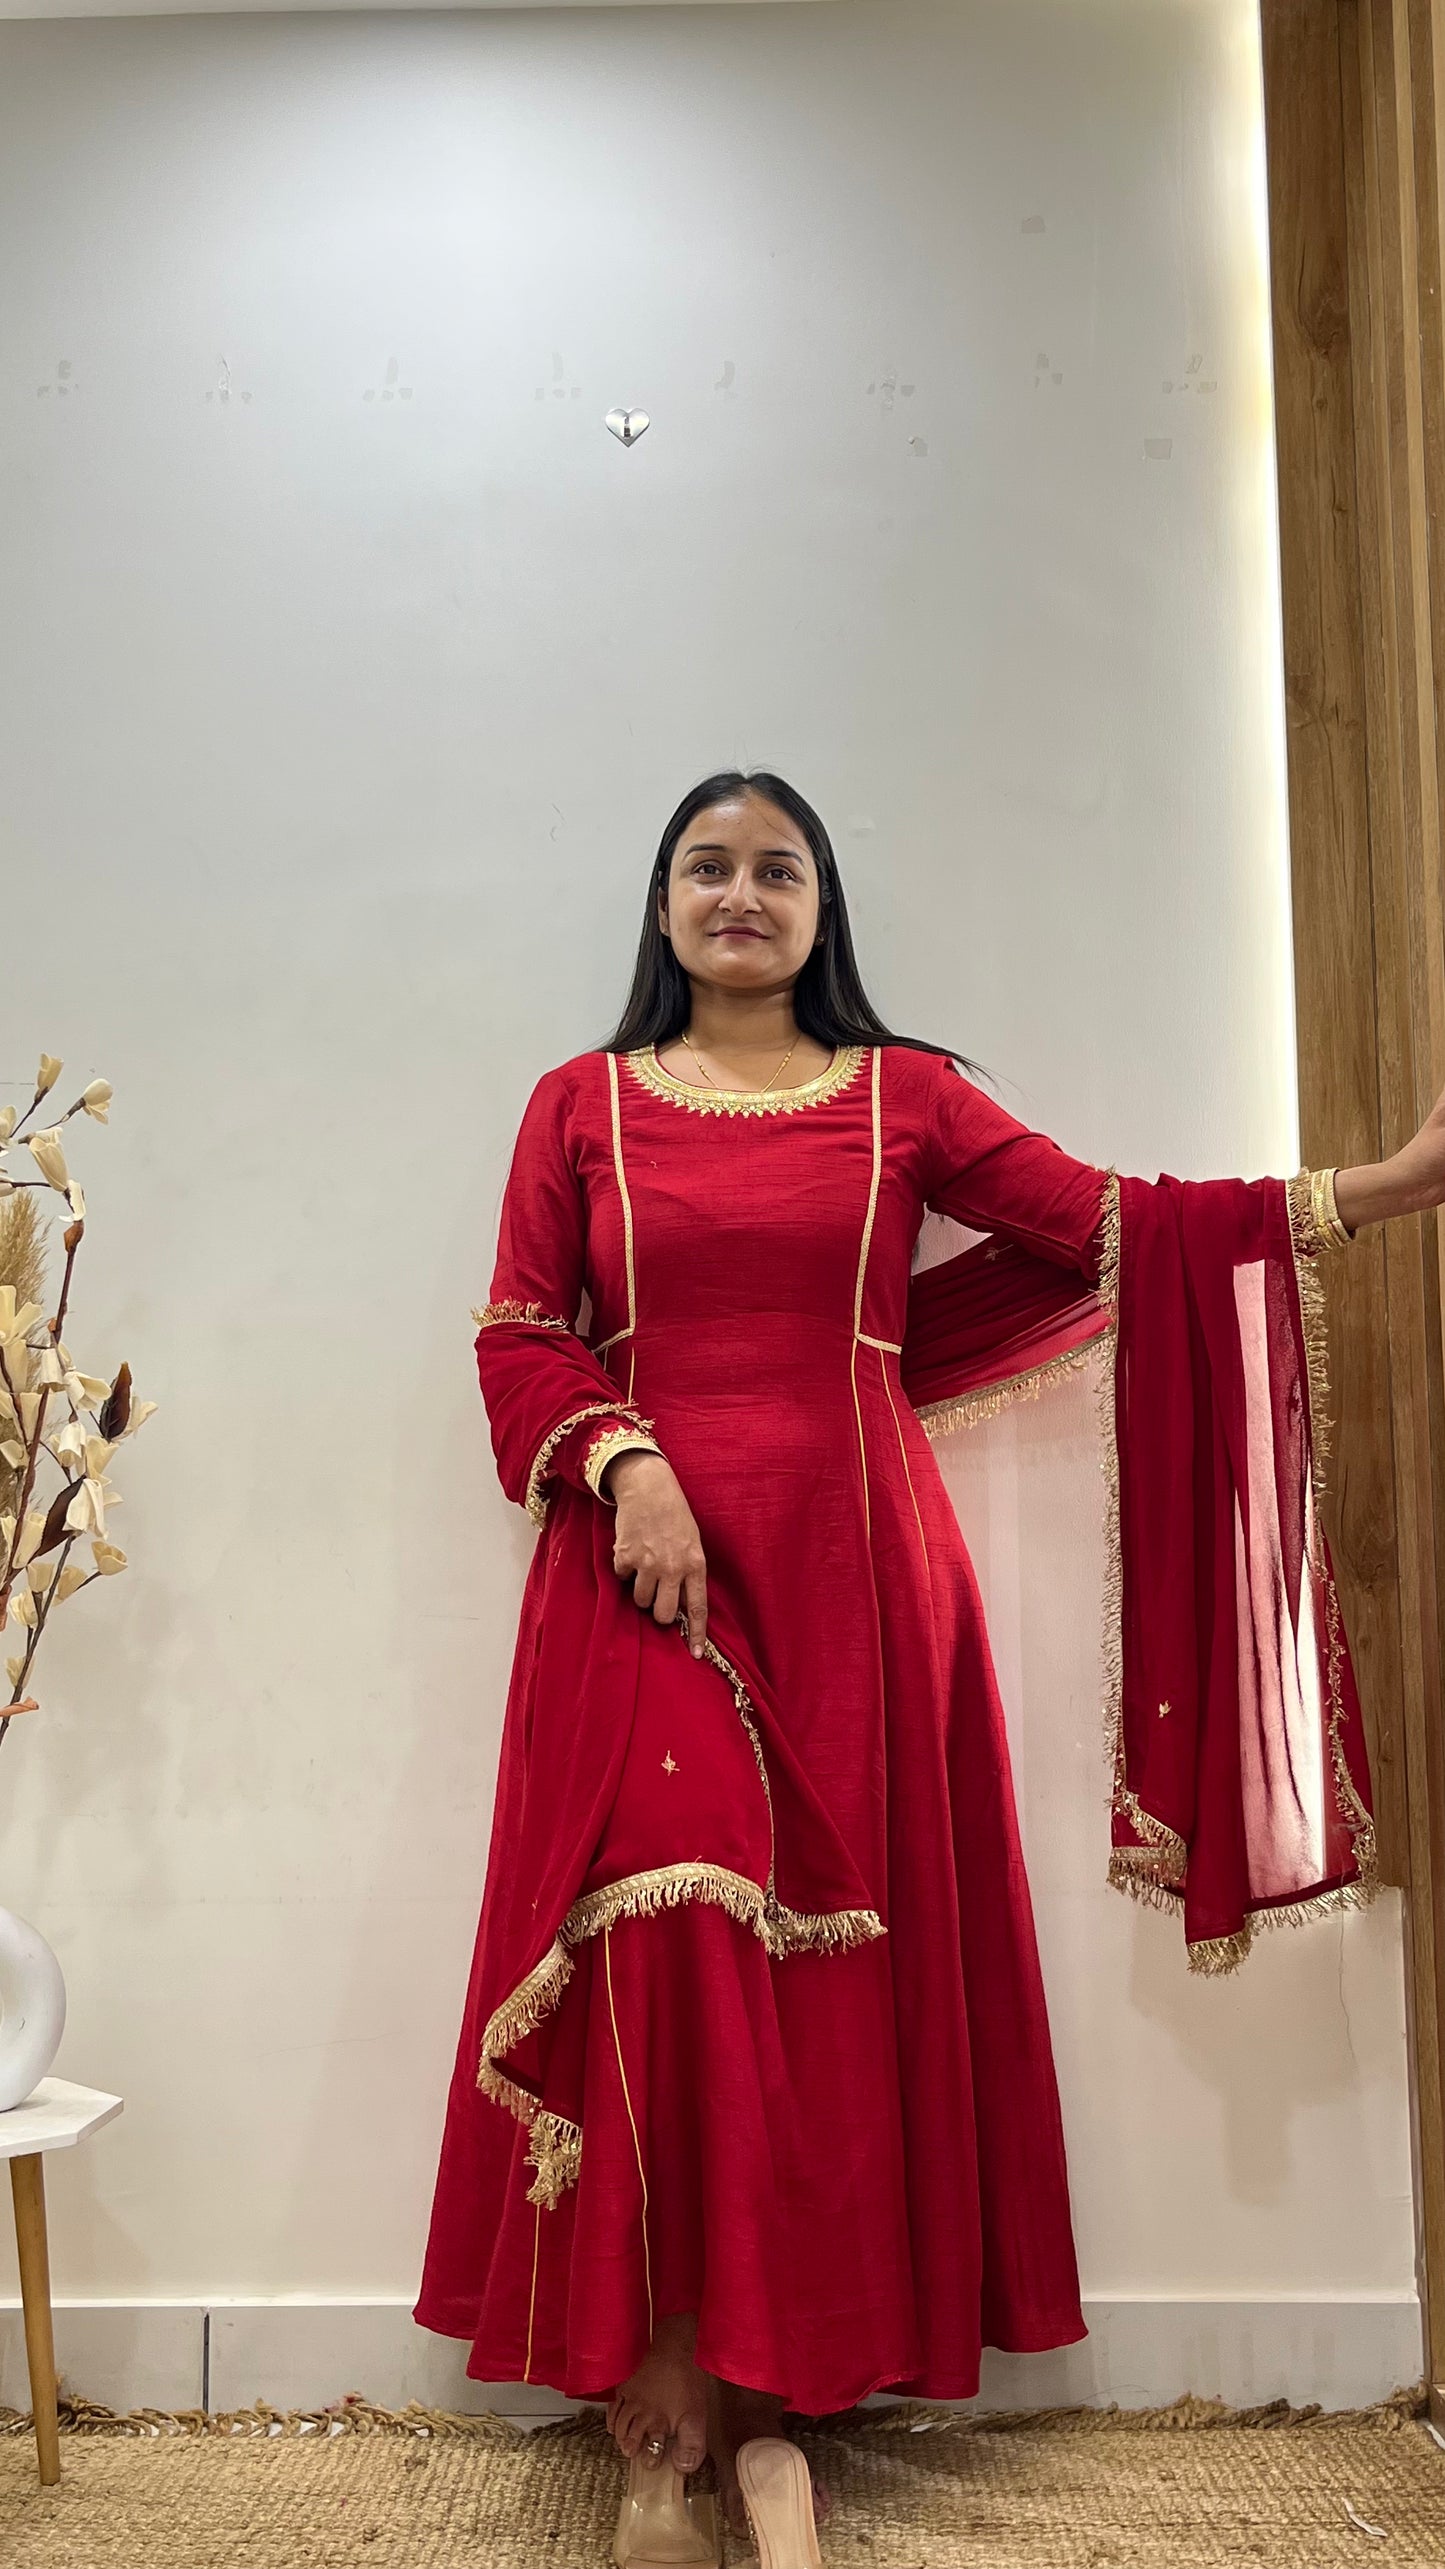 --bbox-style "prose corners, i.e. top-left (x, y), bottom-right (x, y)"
top-left (1334, 1146), bottom-right (1439, 1235)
